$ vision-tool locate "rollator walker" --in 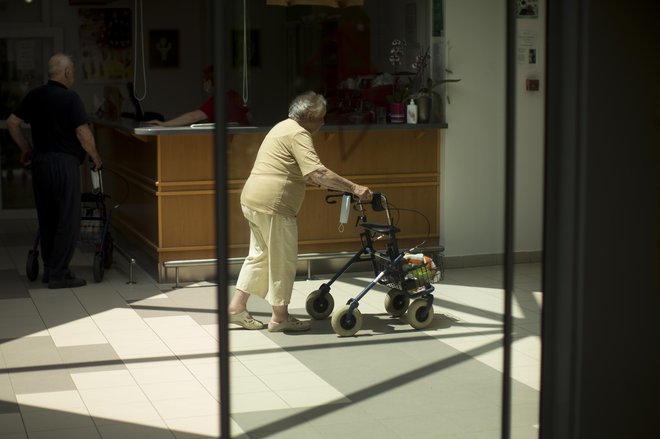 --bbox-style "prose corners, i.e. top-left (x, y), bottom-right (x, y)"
top-left (26, 165), bottom-right (115, 283)
top-left (305, 192), bottom-right (440, 336)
